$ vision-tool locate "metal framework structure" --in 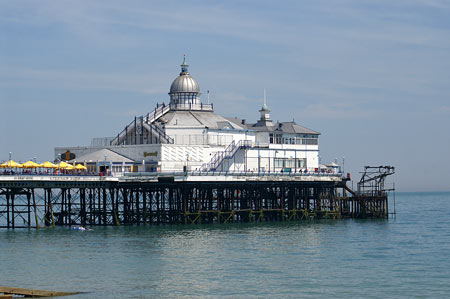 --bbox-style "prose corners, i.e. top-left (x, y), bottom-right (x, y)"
top-left (357, 166), bottom-right (395, 195)
top-left (110, 114), bottom-right (174, 146)
top-left (0, 176), bottom-right (391, 229)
